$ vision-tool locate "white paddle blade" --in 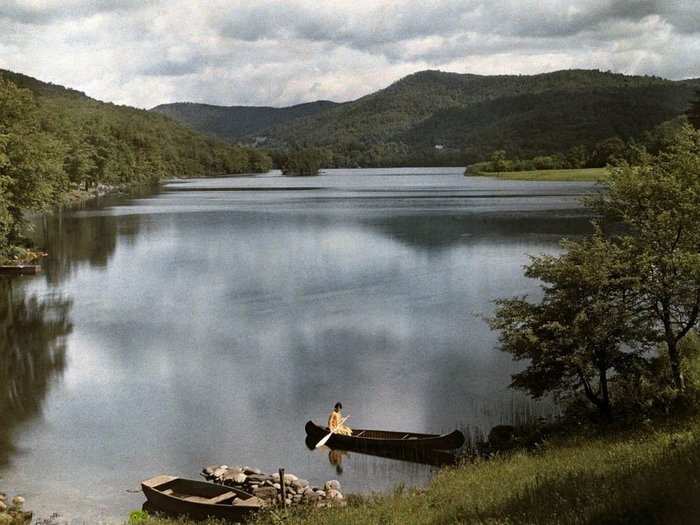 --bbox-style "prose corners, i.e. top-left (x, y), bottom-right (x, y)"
top-left (315, 432), bottom-right (333, 448)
